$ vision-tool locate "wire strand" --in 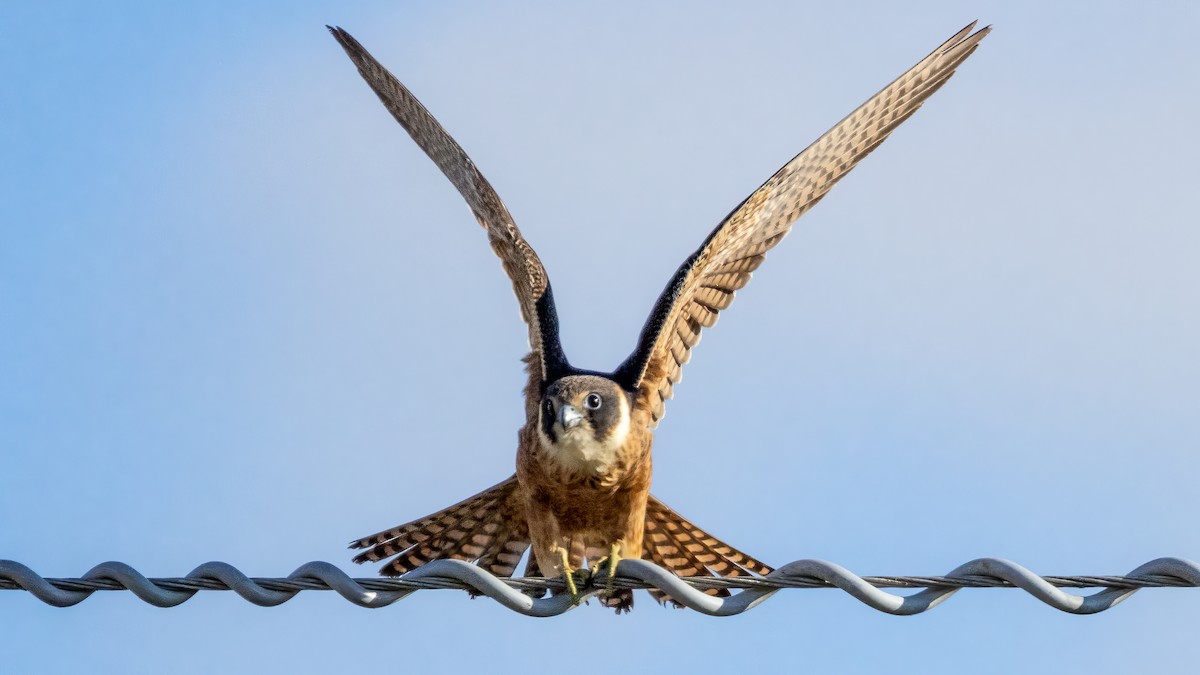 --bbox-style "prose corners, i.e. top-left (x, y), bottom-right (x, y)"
top-left (2, 557), bottom-right (1196, 616)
